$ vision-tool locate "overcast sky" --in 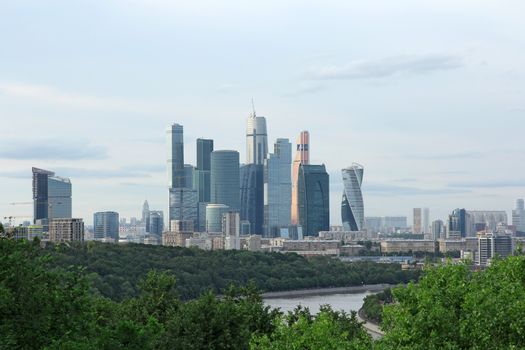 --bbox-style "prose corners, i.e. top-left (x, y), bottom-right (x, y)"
top-left (1, 0), bottom-right (524, 226)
